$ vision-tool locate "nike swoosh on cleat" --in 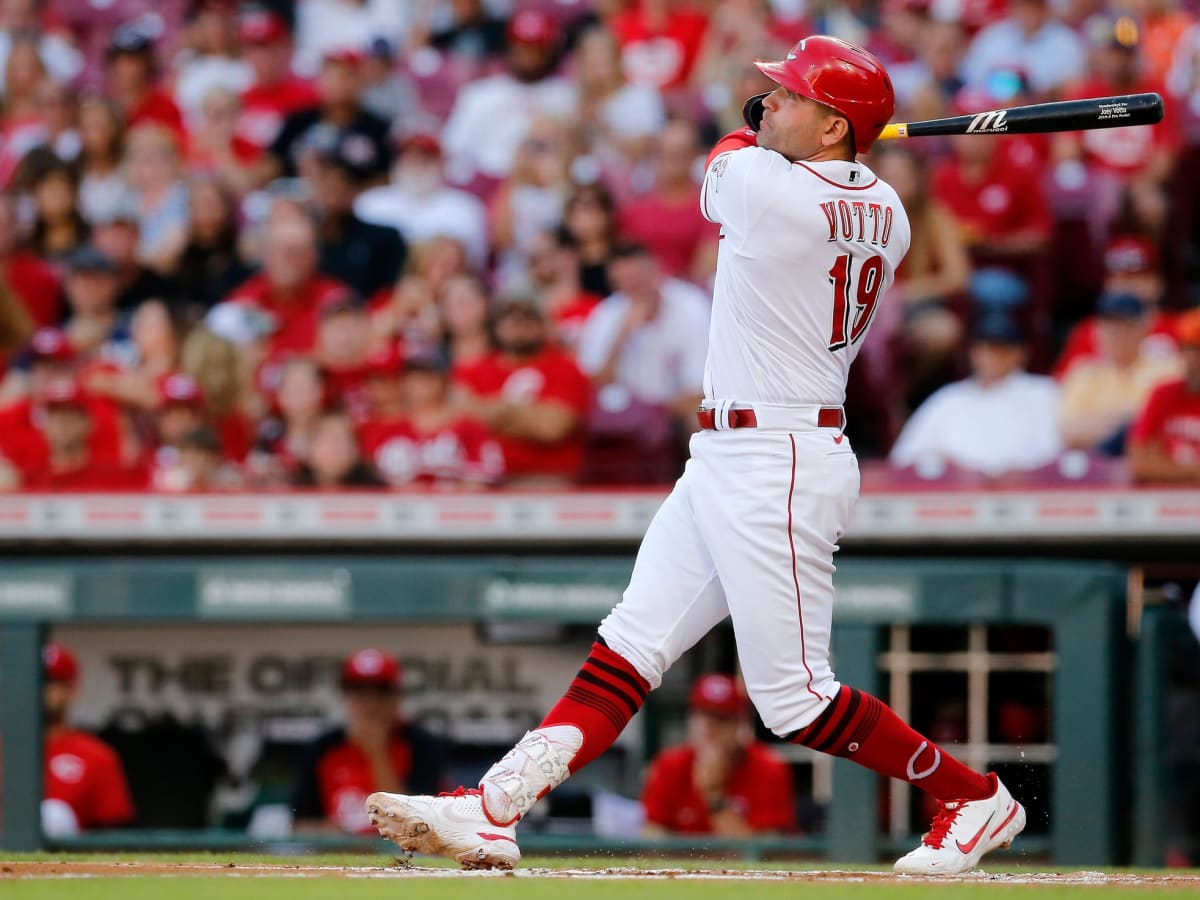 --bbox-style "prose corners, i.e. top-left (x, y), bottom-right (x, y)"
top-left (989, 802), bottom-right (1021, 838)
top-left (956, 813), bottom-right (995, 854)
top-left (477, 832), bottom-right (518, 845)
